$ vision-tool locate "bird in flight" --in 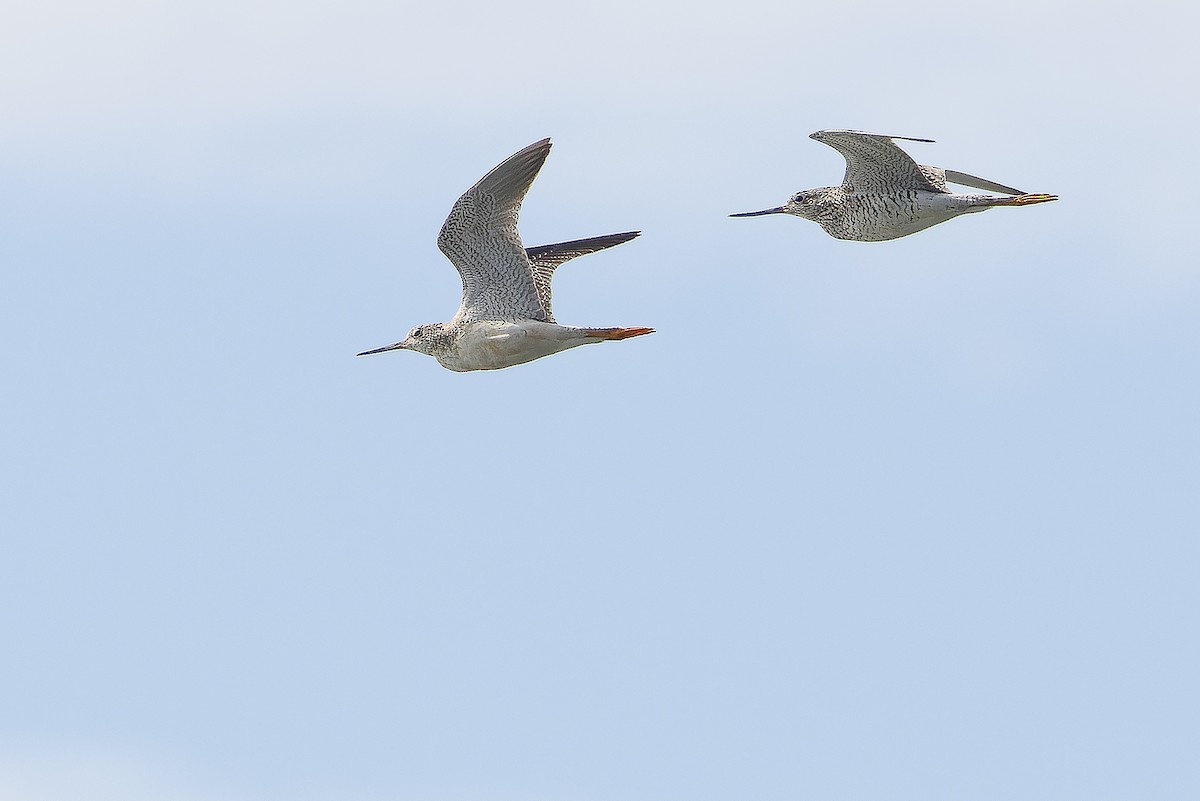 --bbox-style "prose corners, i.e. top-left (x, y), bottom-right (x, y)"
top-left (358, 138), bottom-right (652, 371)
top-left (731, 129), bottom-right (1057, 241)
